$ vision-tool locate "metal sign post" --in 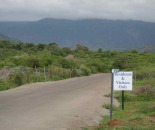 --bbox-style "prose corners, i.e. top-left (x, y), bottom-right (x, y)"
top-left (110, 69), bottom-right (119, 120)
top-left (110, 72), bottom-right (114, 120)
top-left (122, 90), bottom-right (124, 110)
top-left (110, 70), bottom-right (133, 119)
top-left (113, 71), bottom-right (133, 111)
